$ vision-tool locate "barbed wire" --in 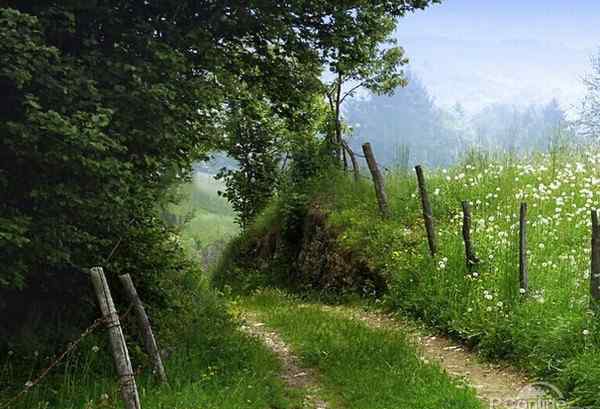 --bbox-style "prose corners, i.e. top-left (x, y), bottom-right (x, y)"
top-left (350, 151), bottom-right (393, 173)
top-left (0, 303), bottom-right (135, 409)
